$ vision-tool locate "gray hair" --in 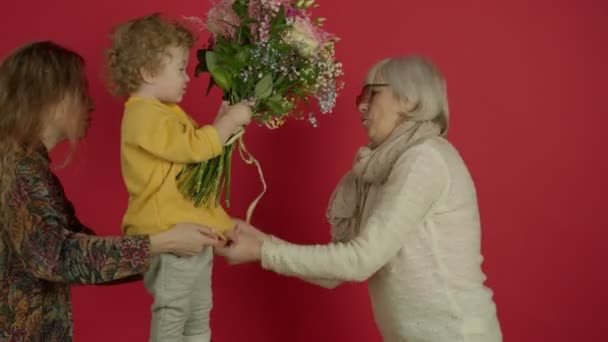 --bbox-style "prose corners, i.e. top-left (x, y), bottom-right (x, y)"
top-left (365, 56), bottom-right (449, 135)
